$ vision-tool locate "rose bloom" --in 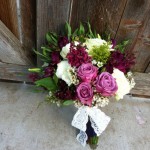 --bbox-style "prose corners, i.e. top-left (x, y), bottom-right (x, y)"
top-left (77, 82), bottom-right (93, 106)
top-left (77, 63), bottom-right (98, 82)
top-left (112, 68), bottom-right (131, 100)
top-left (95, 72), bottom-right (118, 96)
